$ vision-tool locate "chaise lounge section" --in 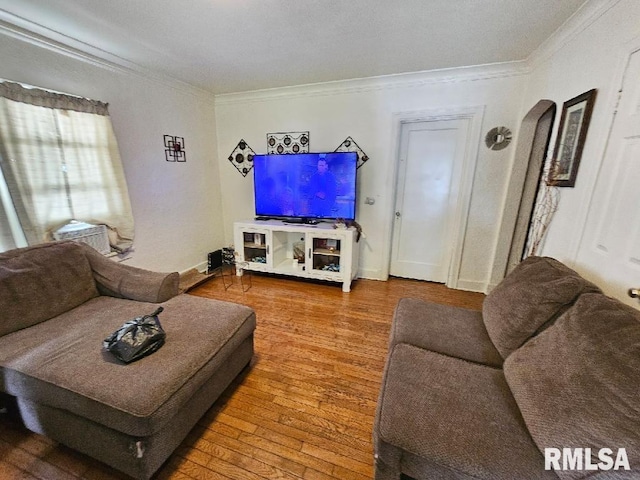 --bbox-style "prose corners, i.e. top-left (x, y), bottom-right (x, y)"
top-left (0, 241), bottom-right (256, 479)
